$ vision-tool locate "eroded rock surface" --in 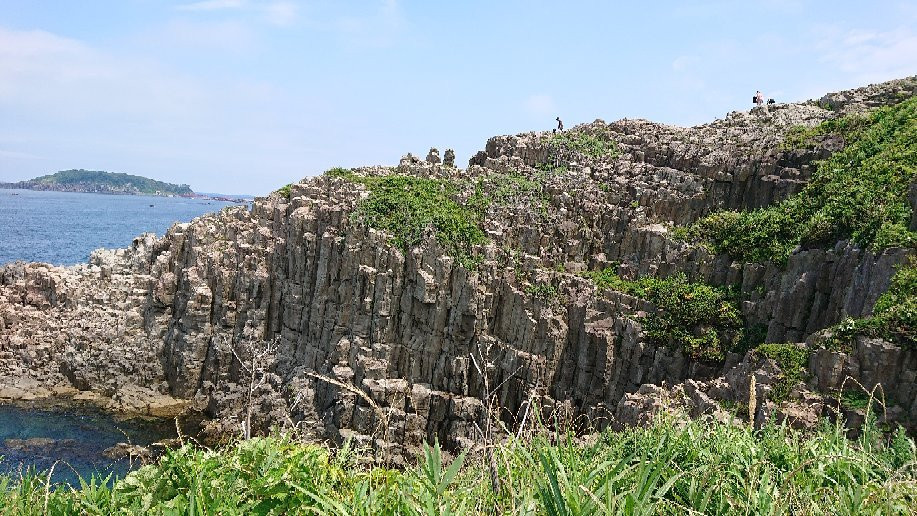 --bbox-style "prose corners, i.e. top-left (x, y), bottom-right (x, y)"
top-left (1, 78), bottom-right (915, 457)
